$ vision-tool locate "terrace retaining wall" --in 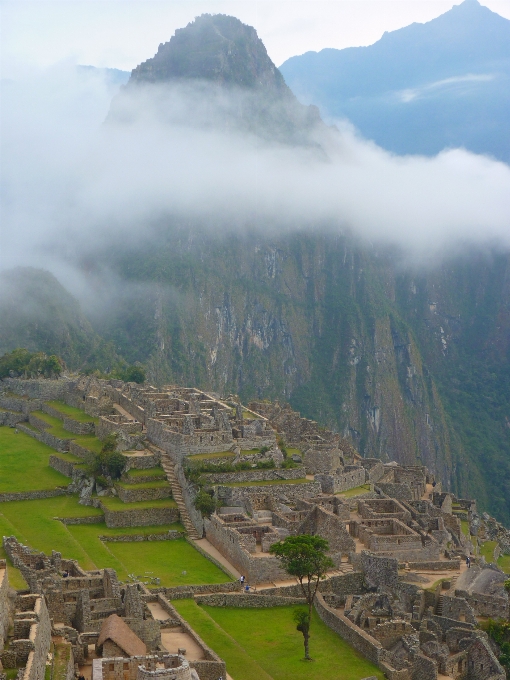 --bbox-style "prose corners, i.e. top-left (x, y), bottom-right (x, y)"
top-left (115, 484), bottom-right (172, 504)
top-left (194, 593), bottom-right (306, 607)
top-left (202, 467), bottom-right (305, 485)
top-left (101, 505), bottom-right (180, 528)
